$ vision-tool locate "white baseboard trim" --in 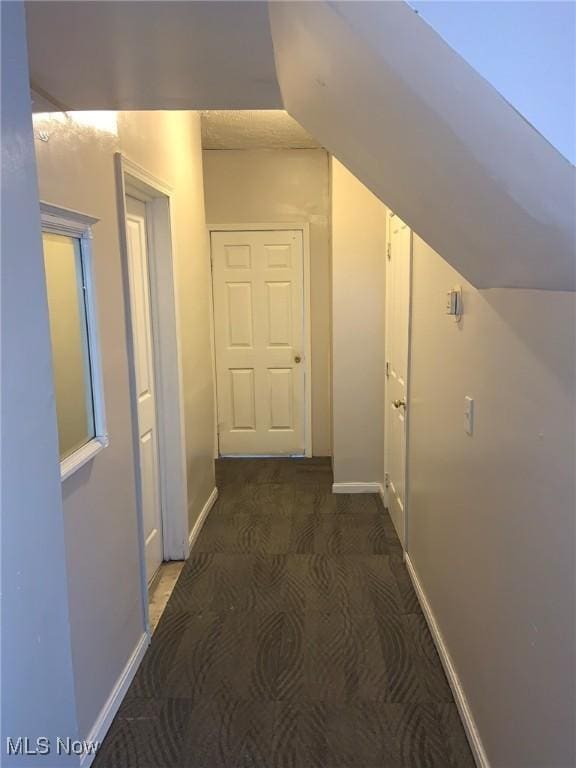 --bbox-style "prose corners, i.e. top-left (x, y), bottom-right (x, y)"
top-left (81, 631), bottom-right (149, 767)
top-left (378, 484), bottom-right (387, 508)
top-left (332, 482), bottom-right (384, 494)
top-left (188, 487), bottom-right (218, 552)
top-left (404, 554), bottom-right (489, 768)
